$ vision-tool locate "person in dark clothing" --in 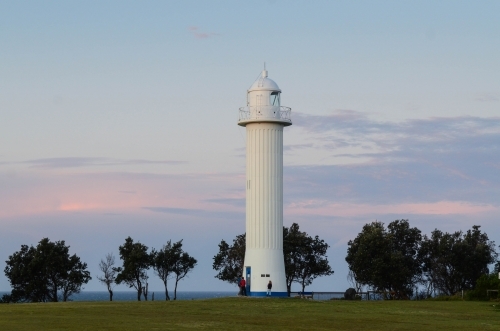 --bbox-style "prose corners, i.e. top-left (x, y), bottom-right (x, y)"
top-left (267, 280), bottom-right (272, 297)
top-left (239, 277), bottom-right (247, 296)
top-left (237, 277), bottom-right (242, 296)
